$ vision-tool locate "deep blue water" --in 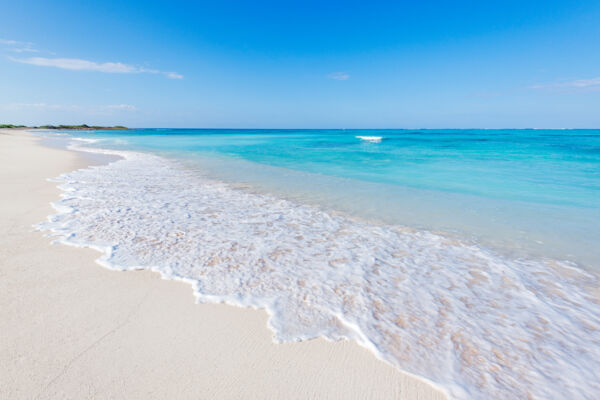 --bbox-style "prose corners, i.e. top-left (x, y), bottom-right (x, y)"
top-left (56, 129), bottom-right (600, 269)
